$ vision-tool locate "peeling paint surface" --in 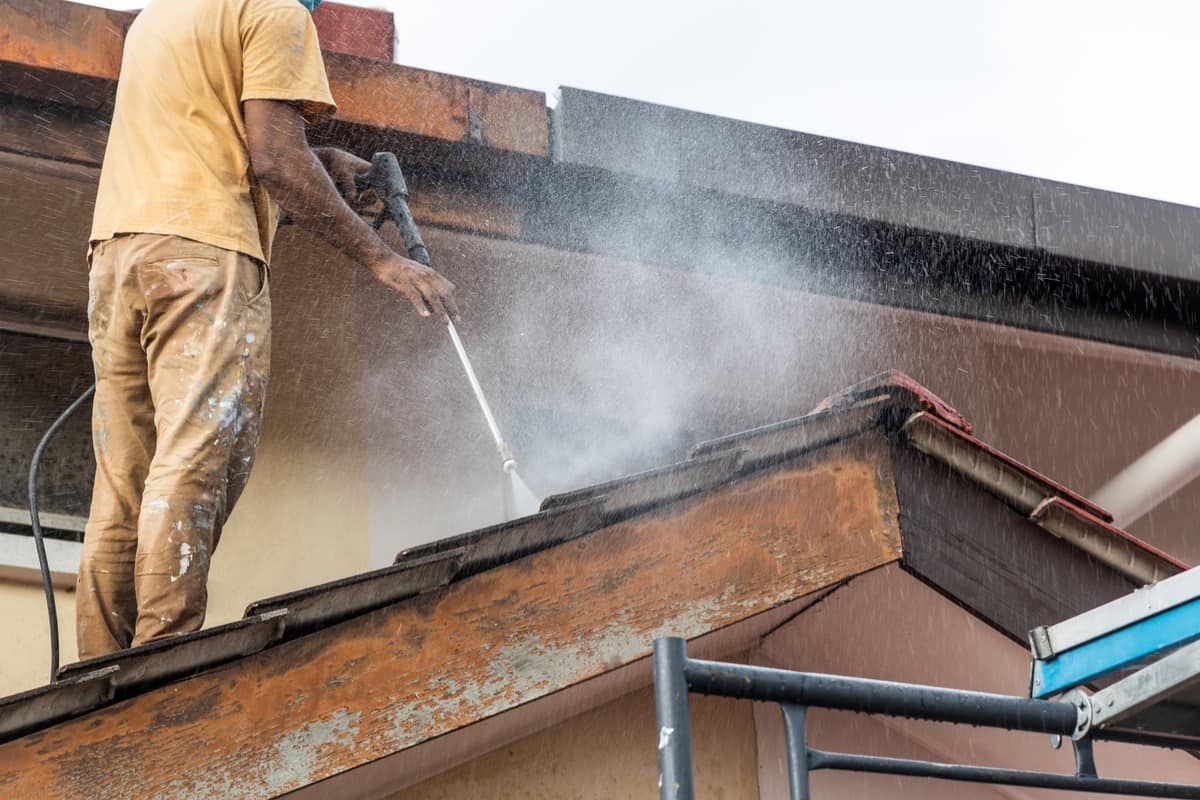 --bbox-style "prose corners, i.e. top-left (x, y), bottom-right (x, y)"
top-left (0, 437), bottom-right (902, 798)
top-left (264, 709), bottom-right (361, 792)
top-left (658, 726), bottom-right (674, 750)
